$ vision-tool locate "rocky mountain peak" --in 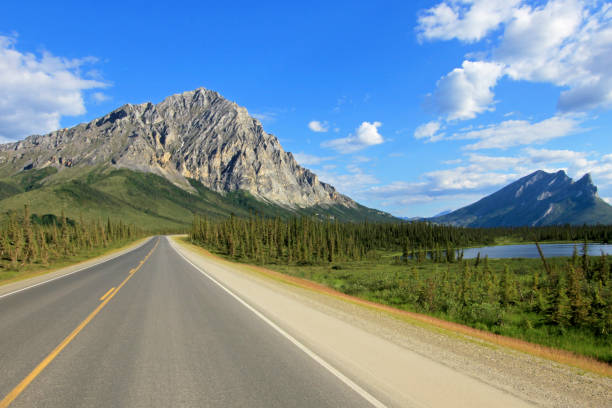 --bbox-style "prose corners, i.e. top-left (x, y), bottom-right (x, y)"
top-left (431, 170), bottom-right (612, 227)
top-left (0, 87), bottom-right (355, 209)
